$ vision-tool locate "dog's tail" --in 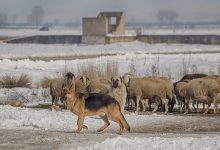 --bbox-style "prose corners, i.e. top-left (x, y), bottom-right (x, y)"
top-left (120, 113), bottom-right (130, 132)
top-left (117, 102), bottom-right (130, 132)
